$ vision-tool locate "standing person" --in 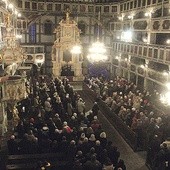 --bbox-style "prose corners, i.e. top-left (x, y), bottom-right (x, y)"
top-left (83, 155), bottom-right (102, 170)
top-left (44, 98), bottom-right (52, 119)
top-left (92, 102), bottom-right (99, 116)
top-left (7, 135), bottom-right (18, 155)
top-left (114, 159), bottom-right (126, 170)
top-left (77, 98), bottom-right (85, 114)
